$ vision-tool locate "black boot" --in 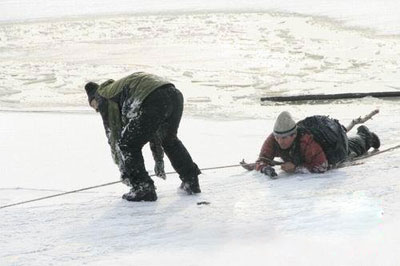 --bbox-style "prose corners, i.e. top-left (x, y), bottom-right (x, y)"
top-left (122, 182), bottom-right (157, 202)
top-left (179, 165), bottom-right (201, 195)
top-left (180, 175), bottom-right (201, 194)
top-left (357, 125), bottom-right (380, 149)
